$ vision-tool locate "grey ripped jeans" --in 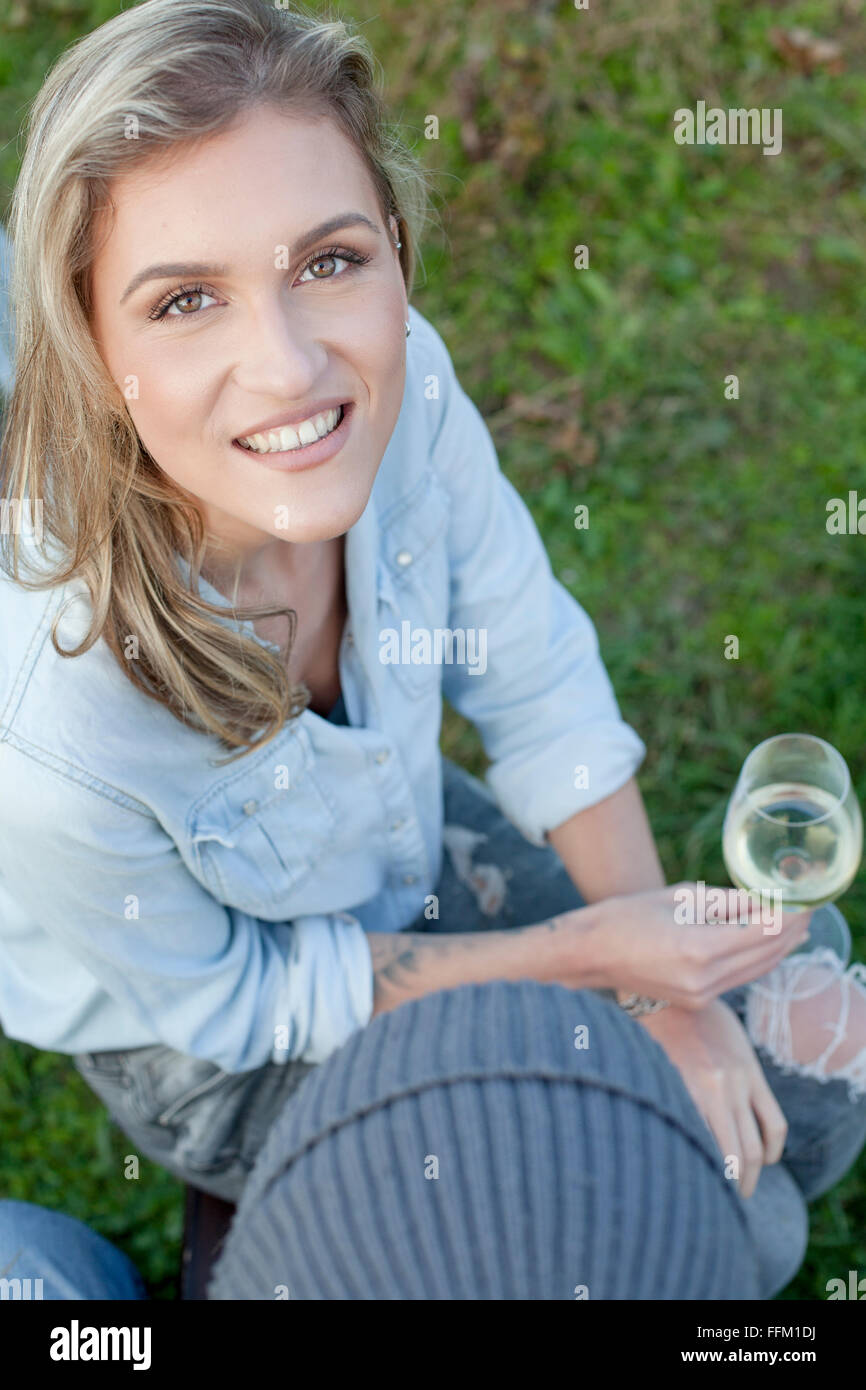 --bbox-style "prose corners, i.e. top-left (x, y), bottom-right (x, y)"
top-left (73, 756), bottom-right (866, 1298)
